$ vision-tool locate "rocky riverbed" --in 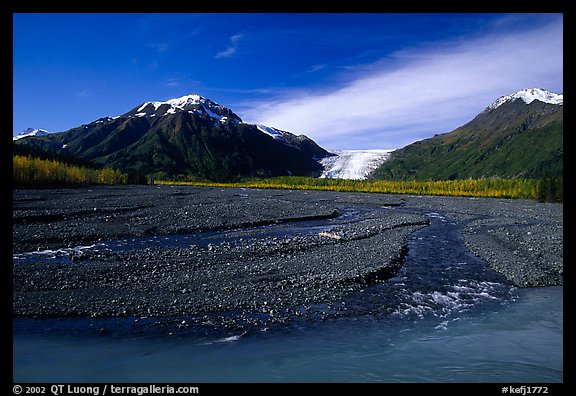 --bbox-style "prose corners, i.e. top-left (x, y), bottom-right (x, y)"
top-left (12, 186), bottom-right (563, 330)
